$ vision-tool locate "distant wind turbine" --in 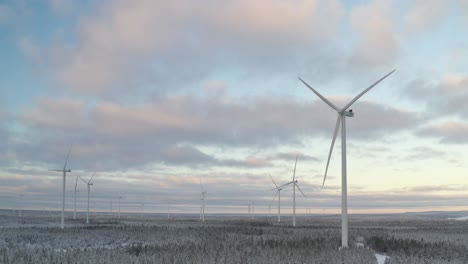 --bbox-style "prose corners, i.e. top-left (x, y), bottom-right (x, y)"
top-left (200, 177), bottom-right (207, 222)
top-left (167, 202), bottom-right (171, 218)
top-left (270, 175), bottom-right (289, 223)
top-left (251, 202), bottom-right (255, 220)
top-left (73, 176), bottom-right (79, 220)
top-left (299, 69), bottom-right (396, 248)
top-left (18, 194), bottom-right (24, 218)
top-left (118, 196), bottom-right (123, 219)
top-left (247, 202), bottom-right (255, 219)
top-left (80, 172), bottom-right (94, 224)
top-left (49, 145), bottom-right (72, 229)
top-left (276, 155), bottom-right (307, 227)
